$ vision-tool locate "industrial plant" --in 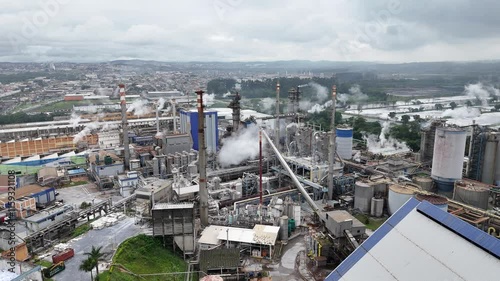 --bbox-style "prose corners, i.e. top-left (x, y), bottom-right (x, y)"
top-left (1, 80), bottom-right (500, 281)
